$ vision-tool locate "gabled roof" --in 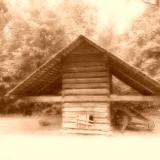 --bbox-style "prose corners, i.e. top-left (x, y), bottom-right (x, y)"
top-left (7, 35), bottom-right (160, 96)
